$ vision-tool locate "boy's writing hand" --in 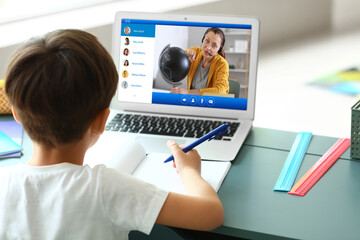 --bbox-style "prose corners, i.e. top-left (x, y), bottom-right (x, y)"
top-left (159, 140), bottom-right (224, 230)
top-left (166, 140), bottom-right (201, 175)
